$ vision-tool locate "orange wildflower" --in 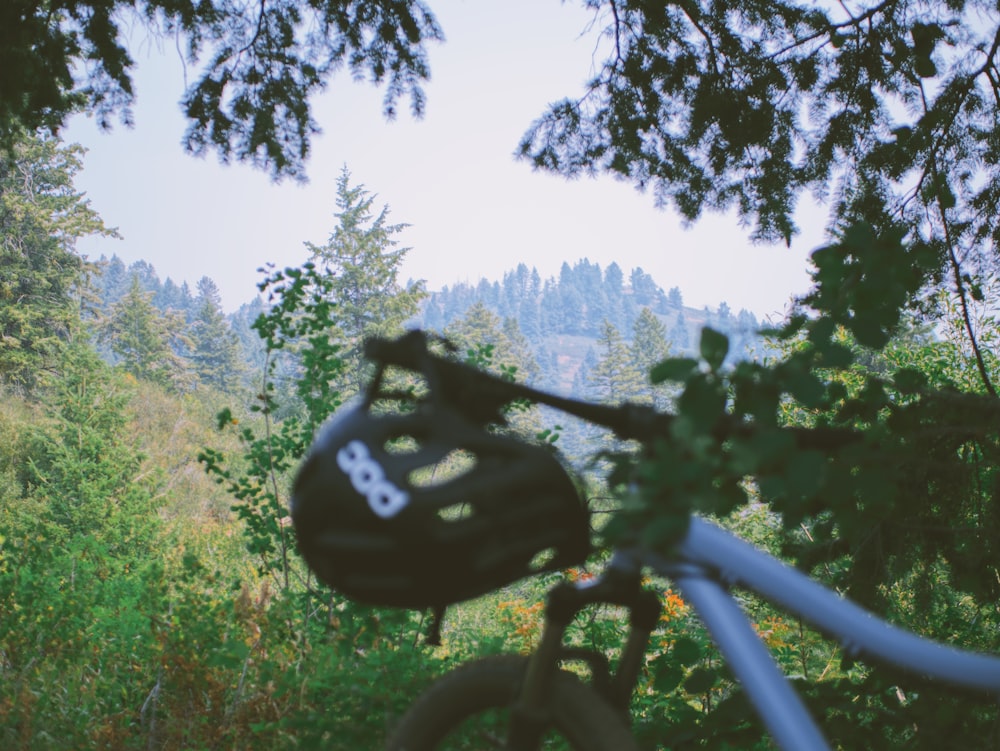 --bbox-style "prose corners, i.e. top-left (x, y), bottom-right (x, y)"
top-left (661, 589), bottom-right (689, 622)
top-left (565, 567), bottom-right (596, 583)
